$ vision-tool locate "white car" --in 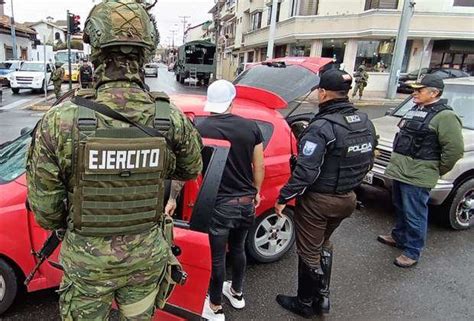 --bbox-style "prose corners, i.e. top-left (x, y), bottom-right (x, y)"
top-left (144, 63), bottom-right (159, 78)
top-left (367, 77), bottom-right (474, 230)
top-left (10, 61), bottom-right (55, 94)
